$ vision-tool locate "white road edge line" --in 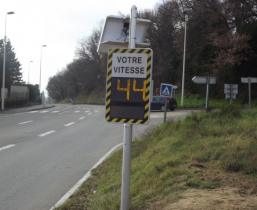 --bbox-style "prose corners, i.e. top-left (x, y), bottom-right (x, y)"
top-left (50, 142), bottom-right (123, 210)
top-left (64, 122), bottom-right (75, 127)
top-left (38, 130), bottom-right (56, 137)
top-left (0, 144), bottom-right (15, 152)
